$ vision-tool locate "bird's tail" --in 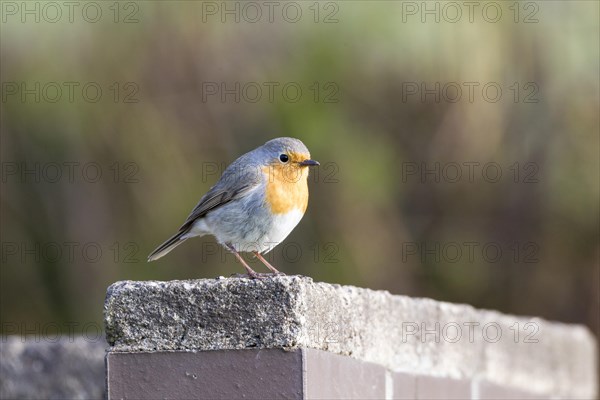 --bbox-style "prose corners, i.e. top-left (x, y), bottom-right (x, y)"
top-left (148, 230), bottom-right (189, 262)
